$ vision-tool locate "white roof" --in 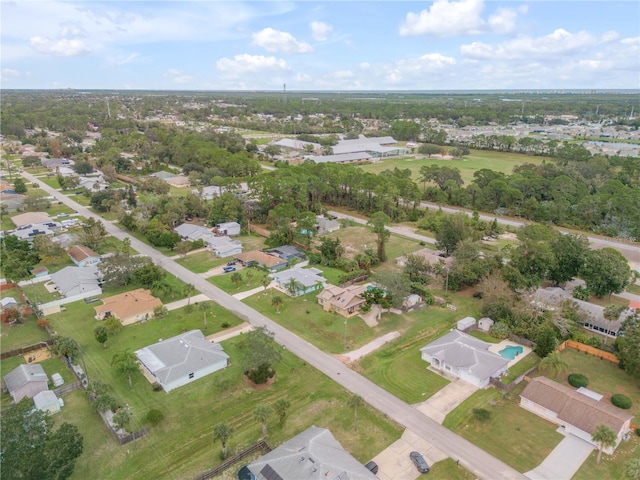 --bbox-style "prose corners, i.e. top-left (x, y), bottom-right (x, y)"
top-left (273, 138), bottom-right (321, 151)
top-left (304, 152), bottom-right (372, 163)
top-left (1, 297), bottom-right (17, 307)
top-left (272, 267), bottom-right (327, 289)
top-left (33, 390), bottom-right (59, 409)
